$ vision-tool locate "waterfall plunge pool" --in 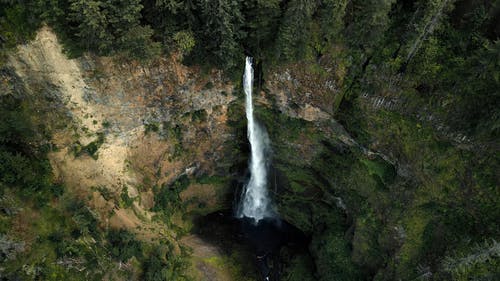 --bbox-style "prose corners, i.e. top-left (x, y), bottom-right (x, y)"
top-left (192, 209), bottom-right (310, 281)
